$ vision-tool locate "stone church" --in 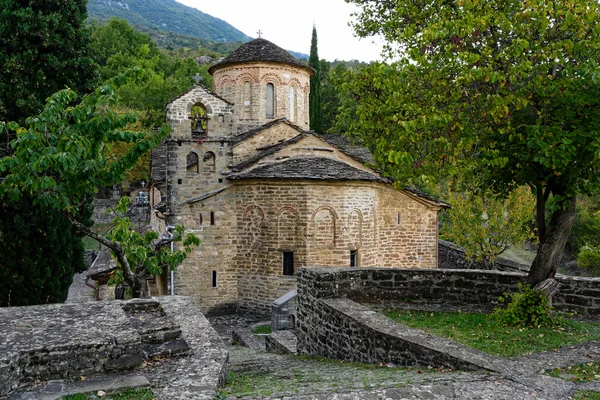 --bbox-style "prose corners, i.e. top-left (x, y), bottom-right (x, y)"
top-left (149, 38), bottom-right (449, 314)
